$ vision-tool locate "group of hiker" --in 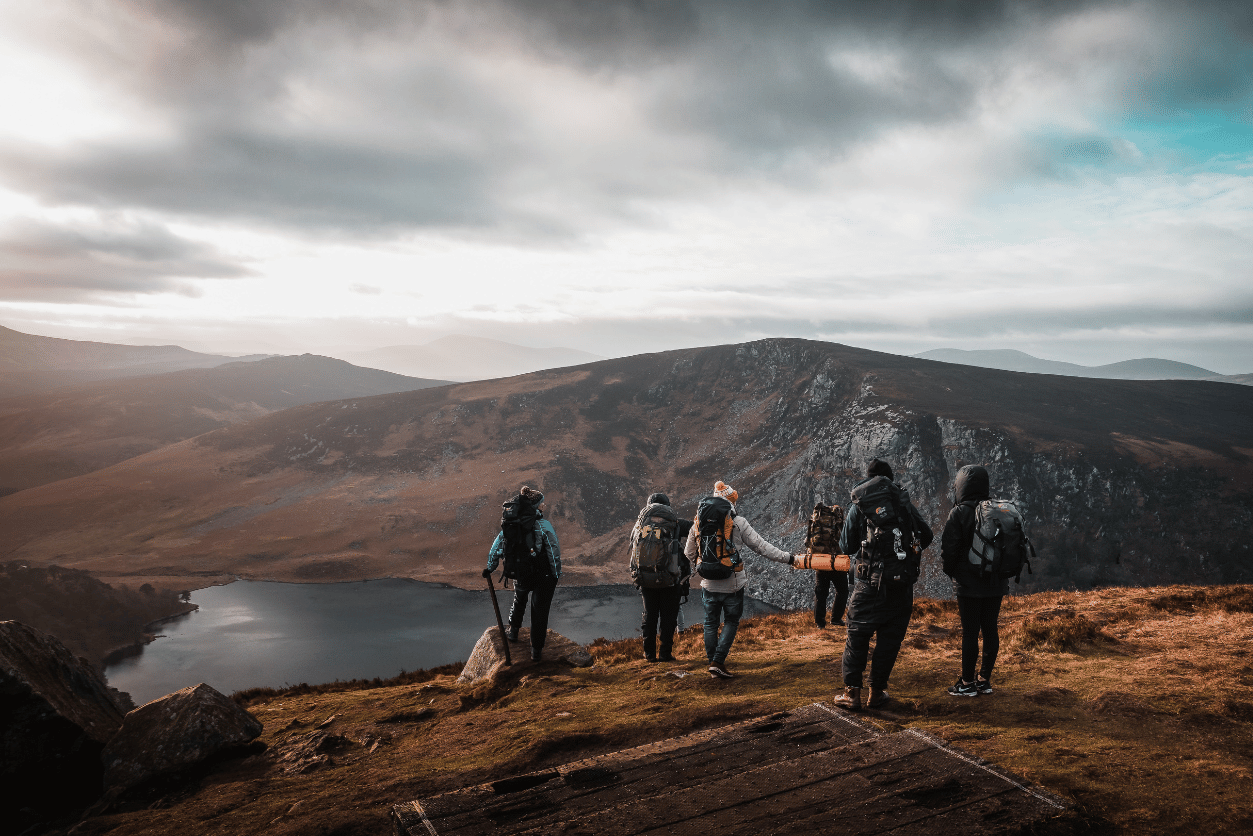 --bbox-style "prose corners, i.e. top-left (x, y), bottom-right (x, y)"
top-left (483, 458), bottom-right (1034, 707)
